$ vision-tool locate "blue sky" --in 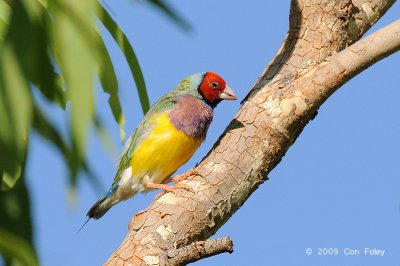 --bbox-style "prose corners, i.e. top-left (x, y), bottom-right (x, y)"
top-left (26, 1), bottom-right (400, 265)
